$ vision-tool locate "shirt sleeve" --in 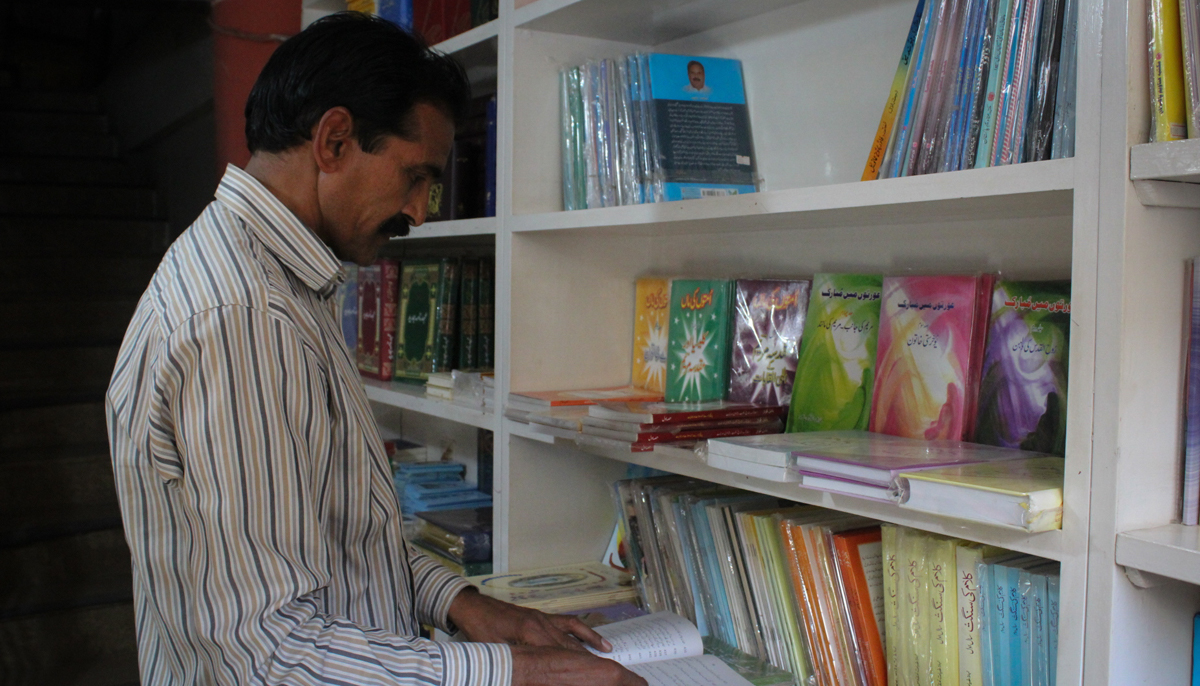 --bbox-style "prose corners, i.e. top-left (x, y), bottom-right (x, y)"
top-left (409, 546), bottom-right (475, 633)
top-left (154, 305), bottom-right (512, 686)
